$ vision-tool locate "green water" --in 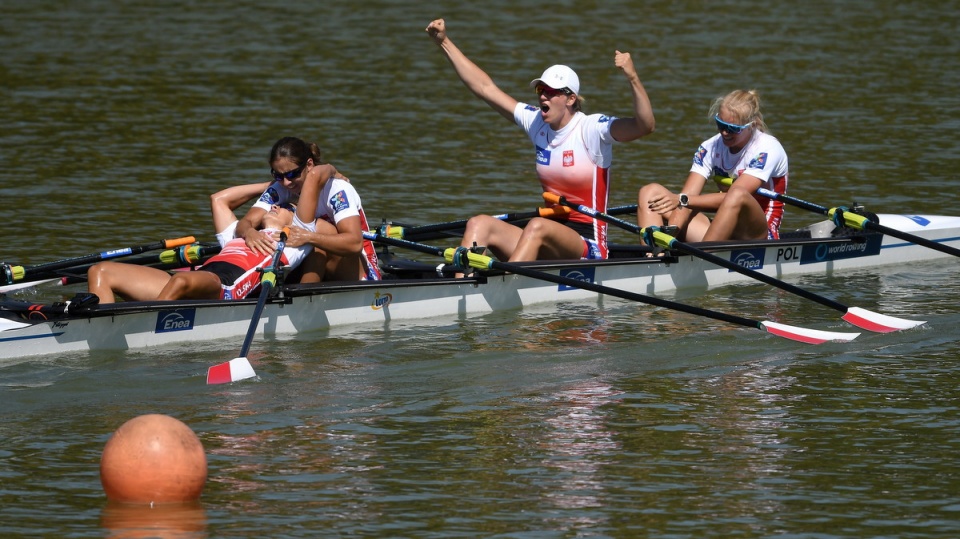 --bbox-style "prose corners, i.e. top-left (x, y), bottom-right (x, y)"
top-left (1, 1), bottom-right (959, 537)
